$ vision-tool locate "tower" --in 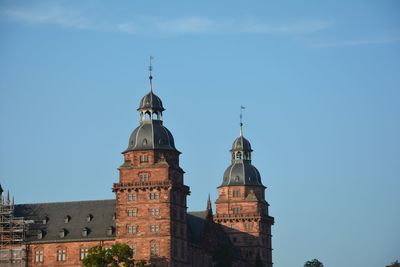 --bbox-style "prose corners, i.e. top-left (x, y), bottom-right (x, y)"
top-left (112, 66), bottom-right (190, 267)
top-left (214, 120), bottom-right (274, 266)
